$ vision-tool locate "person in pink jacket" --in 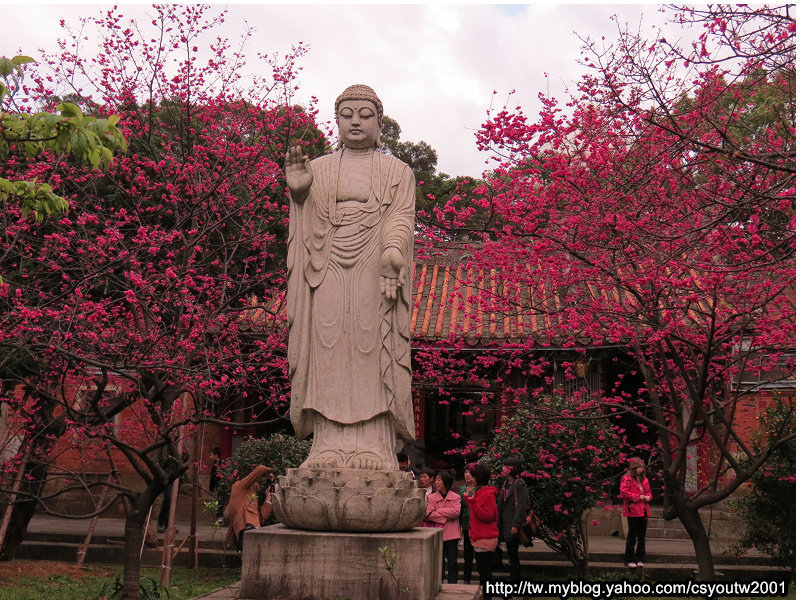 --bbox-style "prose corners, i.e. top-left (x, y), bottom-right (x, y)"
top-left (620, 457), bottom-right (651, 568)
top-left (426, 471), bottom-right (462, 583)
